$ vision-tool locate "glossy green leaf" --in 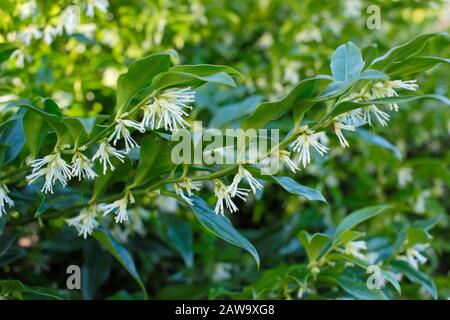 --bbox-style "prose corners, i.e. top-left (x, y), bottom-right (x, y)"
top-left (298, 231), bottom-right (330, 262)
top-left (116, 53), bottom-right (171, 115)
top-left (190, 196), bottom-right (260, 268)
top-left (165, 215), bottom-right (194, 268)
top-left (336, 273), bottom-right (388, 300)
top-left (387, 56), bottom-right (450, 76)
top-left (242, 76), bottom-right (328, 130)
top-left (357, 128), bottom-right (402, 160)
top-left (405, 228), bottom-right (432, 246)
top-left (330, 42), bottom-right (365, 81)
top-left (93, 156), bottom-right (132, 199)
top-left (152, 64), bottom-right (242, 92)
top-left (370, 32), bottom-right (447, 70)
top-left (329, 253), bottom-right (401, 295)
top-left (92, 225), bottom-right (147, 298)
top-left (269, 176), bottom-right (327, 202)
top-left (131, 134), bottom-right (173, 188)
top-left (334, 205), bottom-right (391, 241)
top-left (0, 280), bottom-right (67, 300)
top-left (391, 260), bottom-right (437, 299)
top-left (0, 110), bottom-right (26, 166)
